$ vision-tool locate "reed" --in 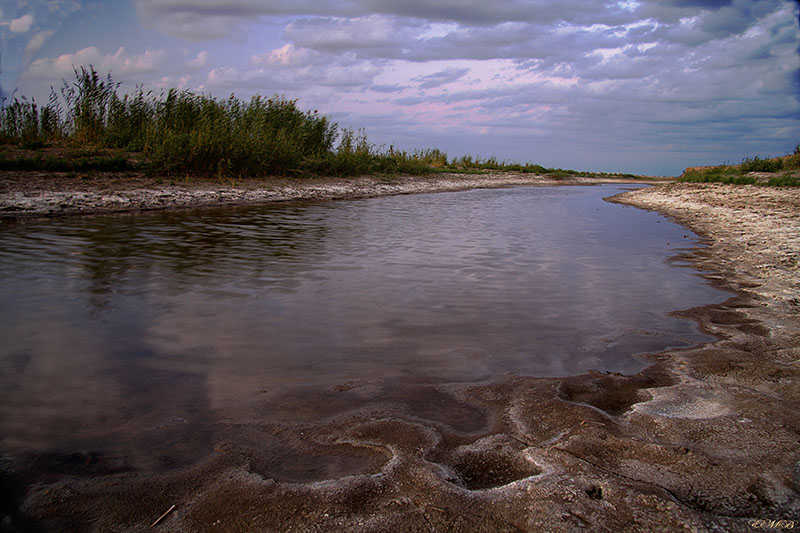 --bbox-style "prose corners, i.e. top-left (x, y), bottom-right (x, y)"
top-left (0, 66), bottom-right (644, 180)
top-left (0, 67), bottom-right (341, 177)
